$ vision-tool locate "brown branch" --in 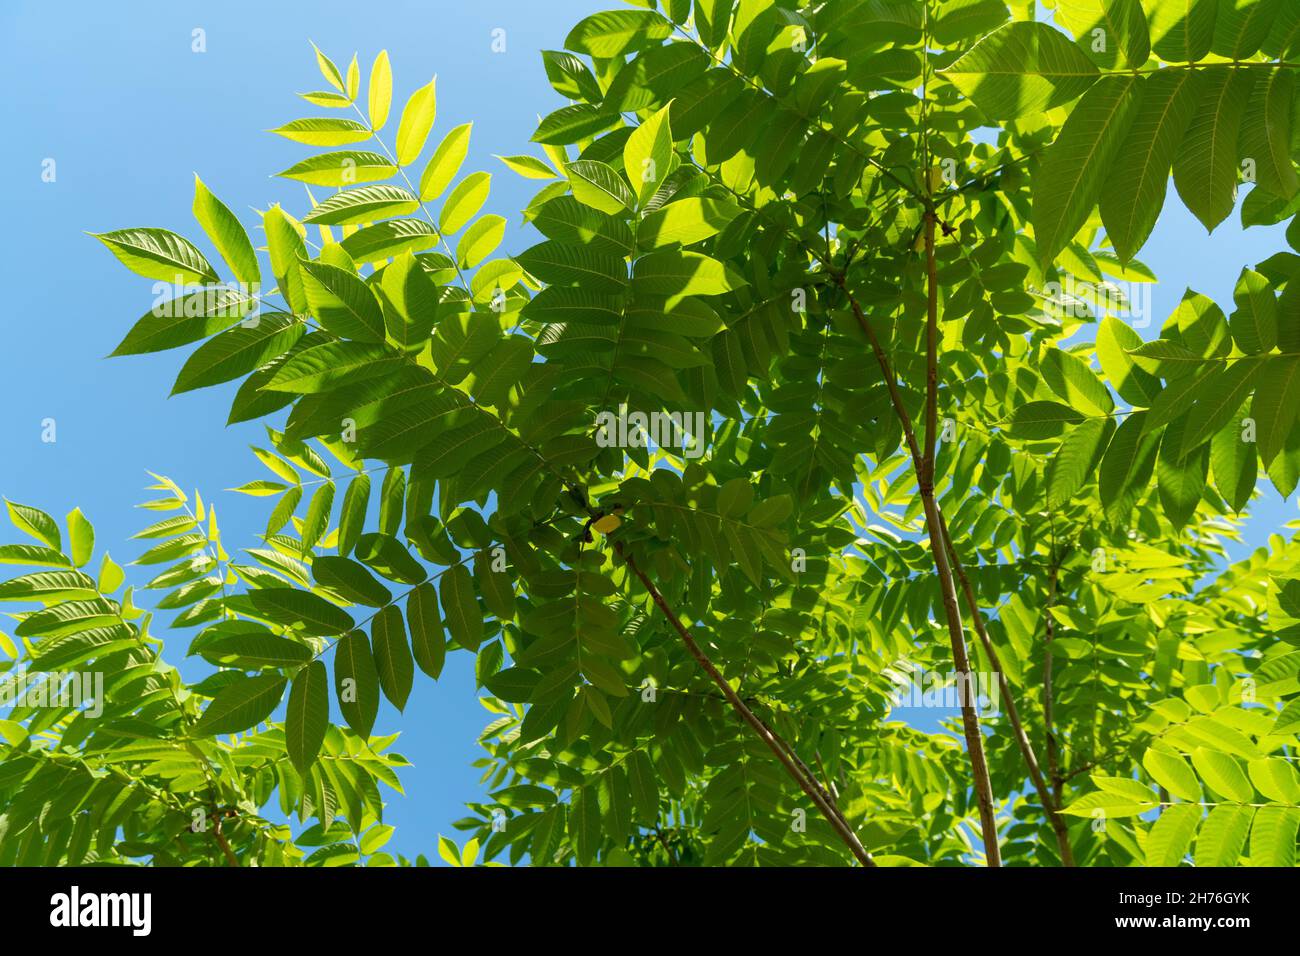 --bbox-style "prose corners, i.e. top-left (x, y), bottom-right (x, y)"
top-left (1043, 559), bottom-right (1064, 809)
top-left (937, 513), bottom-right (1075, 866)
top-left (833, 229), bottom-right (1002, 866)
top-left (613, 541), bottom-right (876, 867)
top-left (212, 812), bottom-right (239, 867)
